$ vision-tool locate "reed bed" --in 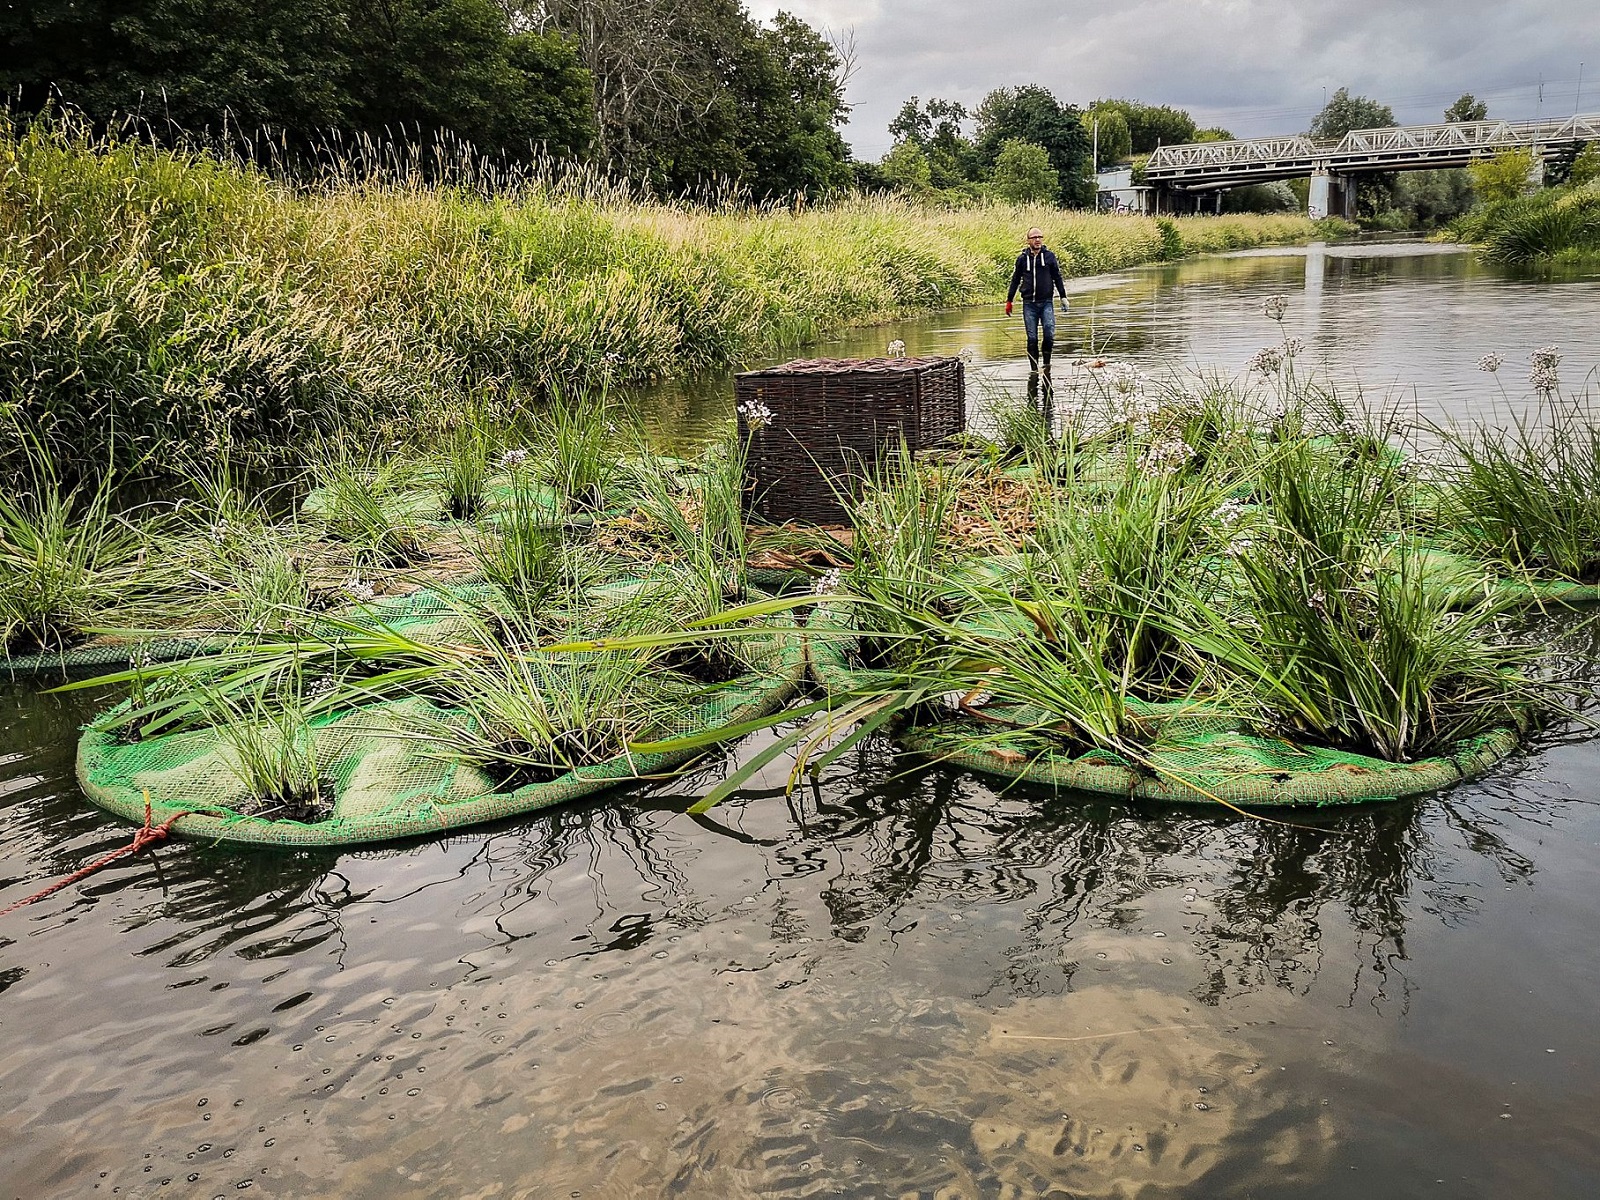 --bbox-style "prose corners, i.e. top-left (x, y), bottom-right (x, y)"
top-left (2, 114), bottom-right (1315, 475)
